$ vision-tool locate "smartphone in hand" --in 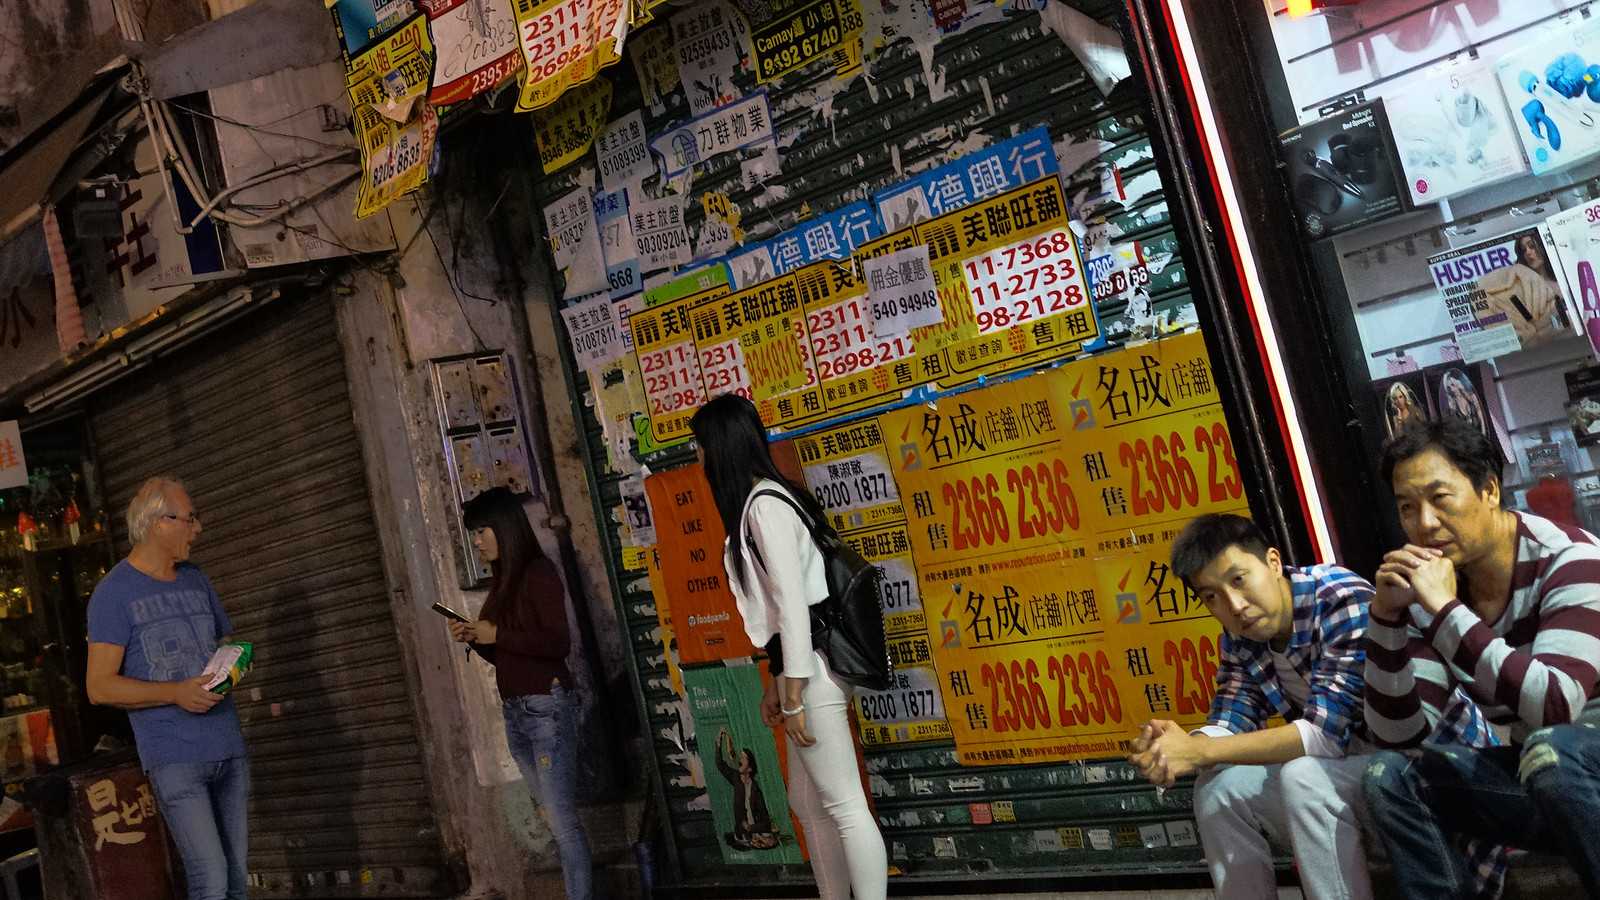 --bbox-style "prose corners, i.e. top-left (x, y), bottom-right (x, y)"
top-left (431, 602), bottom-right (470, 623)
